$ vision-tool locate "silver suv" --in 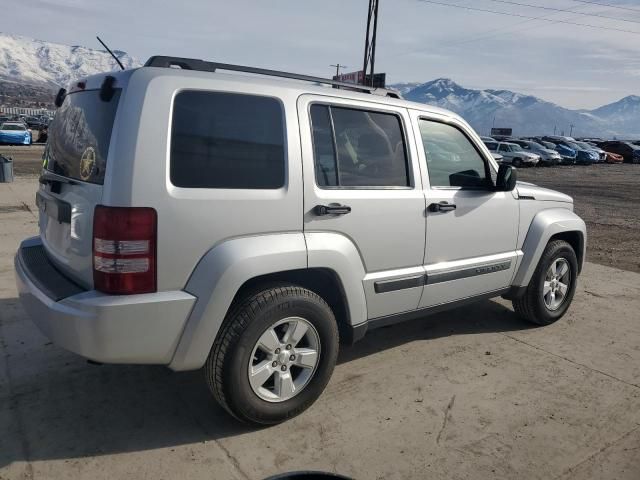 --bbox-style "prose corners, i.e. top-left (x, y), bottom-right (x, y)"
top-left (484, 141), bottom-right (541, 167)
top-left (15, 57), bottom-right (586, 425)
